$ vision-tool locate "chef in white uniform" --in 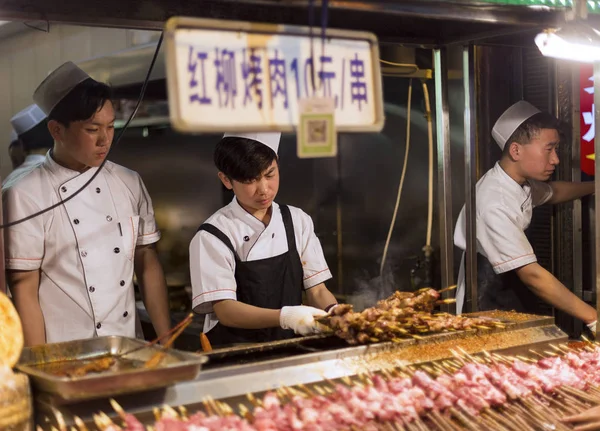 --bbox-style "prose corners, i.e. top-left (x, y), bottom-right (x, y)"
top-left (190, 132), bottom-right (338, 346)
top-left (8, 130), bottom-right (25, 171)
top-left (3, 61), bottom-right (171, 346)
top-left (3, 104), bottom-right (53, 187)
top-left (454, 101), bottom-right (596, 331)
